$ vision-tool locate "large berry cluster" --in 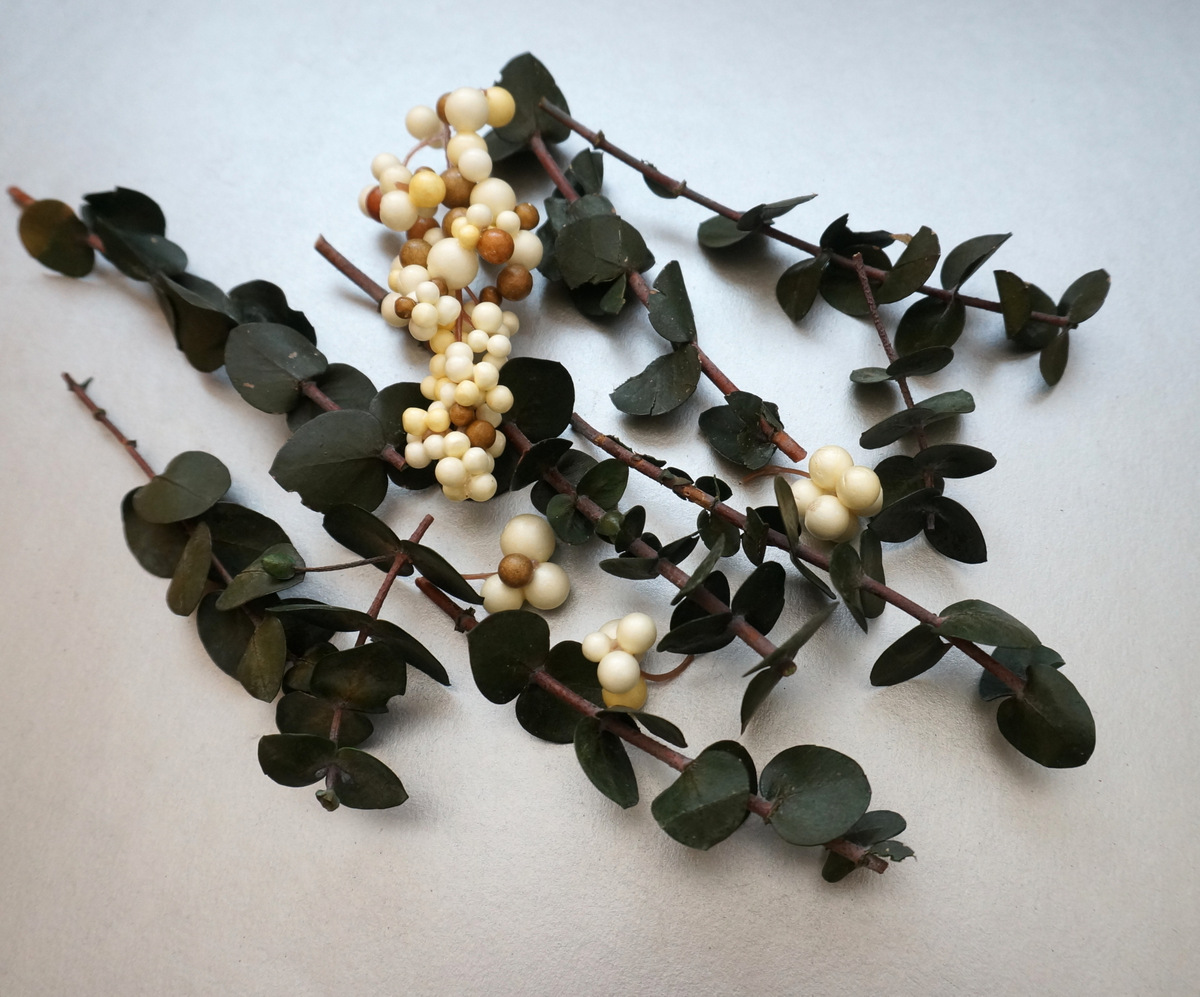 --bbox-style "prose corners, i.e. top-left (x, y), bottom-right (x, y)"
top-left (358, 85), bottom-right (545, 502)
top-left (581, 612), bottom-right (658, 711)
top-left (791, 445), bottom-right (884, 541)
